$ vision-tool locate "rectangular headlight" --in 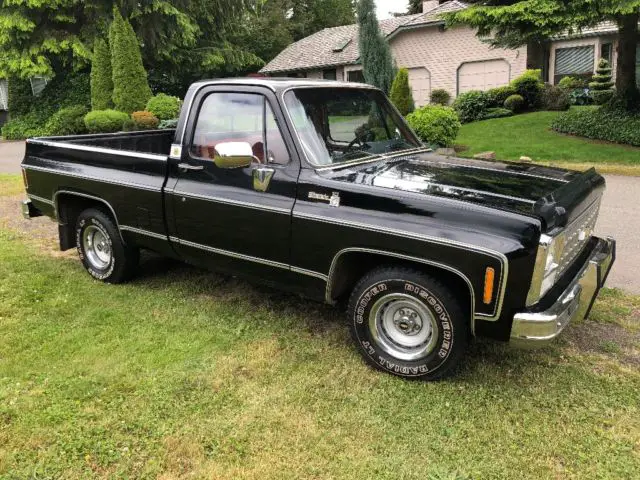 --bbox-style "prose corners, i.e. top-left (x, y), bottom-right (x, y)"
top-left (526, 232), bottom-right (566, 306)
